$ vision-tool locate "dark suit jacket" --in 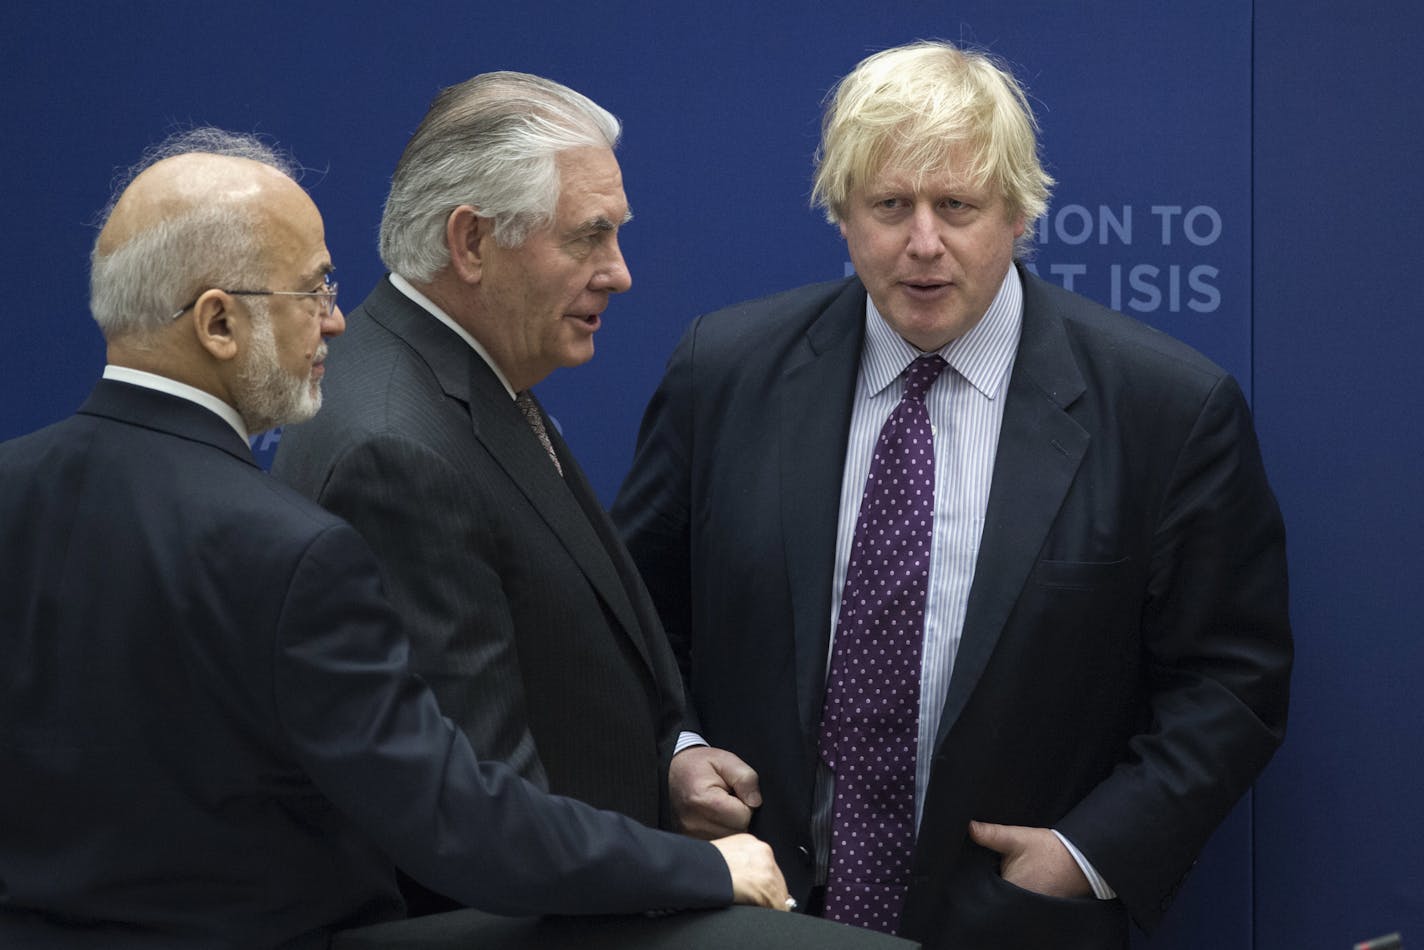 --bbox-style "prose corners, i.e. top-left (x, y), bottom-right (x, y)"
top-left (274, 278), bottom-right (685, 831)
top-left (0, 380), bottom-right (728, 949)
top-left (613, 268), bottom-right (1292, 949)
